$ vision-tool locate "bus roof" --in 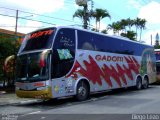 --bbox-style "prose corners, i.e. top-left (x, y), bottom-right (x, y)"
top-left (56, 26), bottom-right (152, 47)
top-left (27, 25), bottom-right (152, 48)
